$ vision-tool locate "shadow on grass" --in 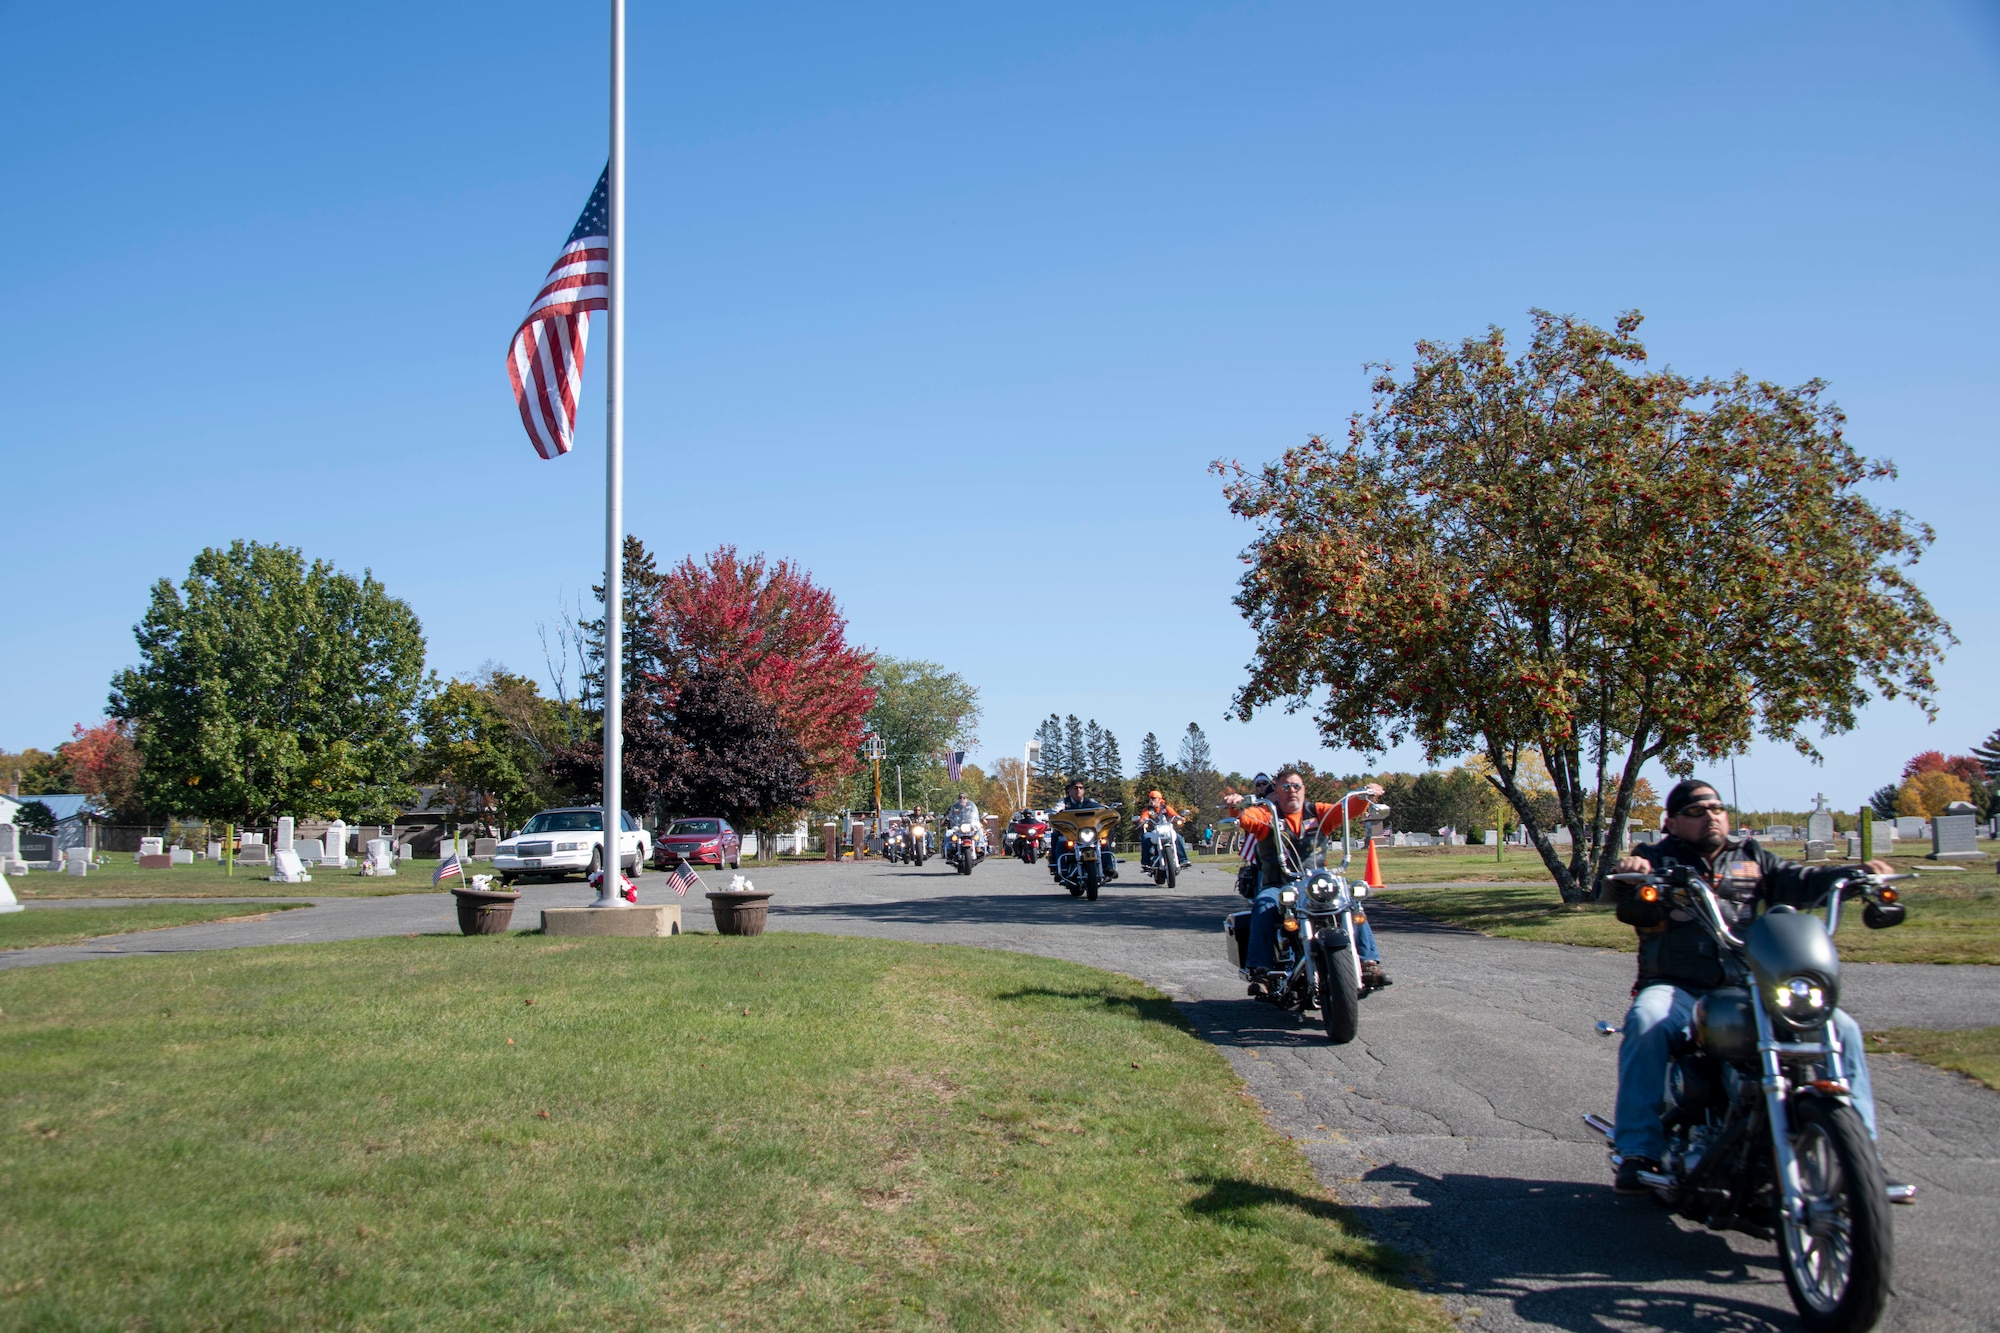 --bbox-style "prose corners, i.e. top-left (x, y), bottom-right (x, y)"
top-left (993, 985), bottom-right (1192, 1032)
top-left (1182, 1174), bottom-right (1347, 1227)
